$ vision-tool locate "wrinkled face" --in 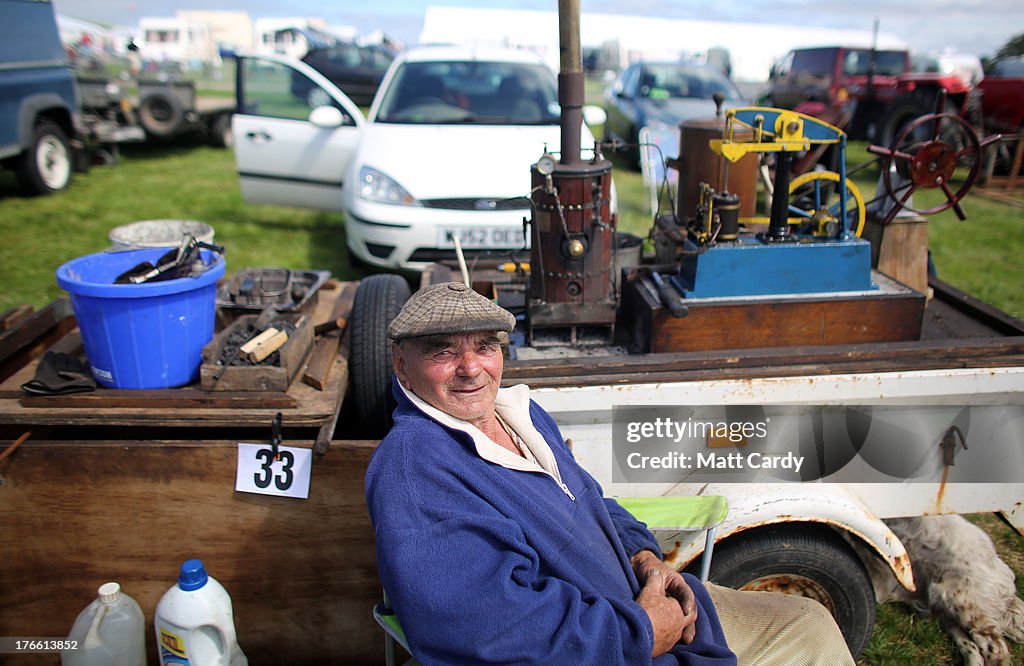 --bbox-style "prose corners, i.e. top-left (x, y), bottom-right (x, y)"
top-left (393, 332), bottom-right (503, 425)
